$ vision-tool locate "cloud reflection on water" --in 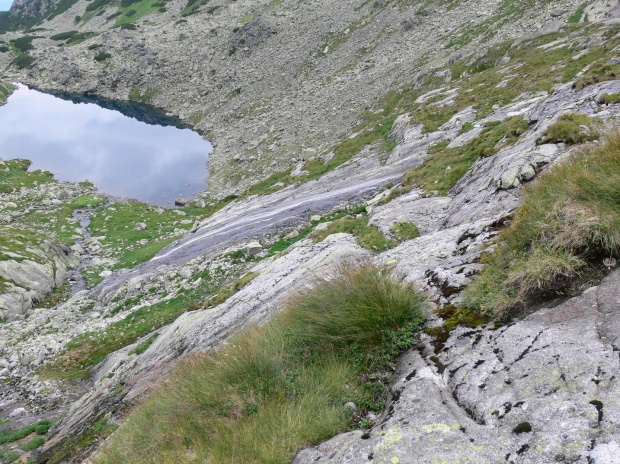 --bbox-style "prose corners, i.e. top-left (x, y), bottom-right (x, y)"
top-left (0, 84), bottom-right (211, 205)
